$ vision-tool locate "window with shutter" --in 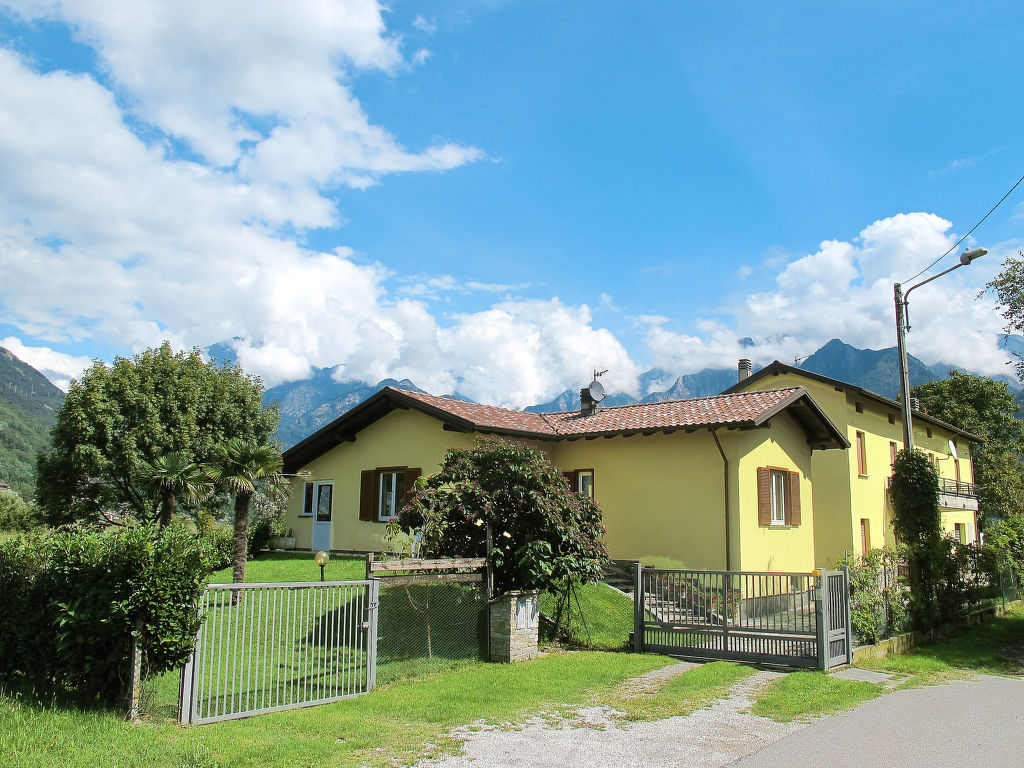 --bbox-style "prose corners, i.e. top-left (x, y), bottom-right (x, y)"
top-left (759, 467), bottom-right (801, 527)
top-left (359, 466), bottom-right (423, 522)
top-left (757, 467), bottom-right (771, 526)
